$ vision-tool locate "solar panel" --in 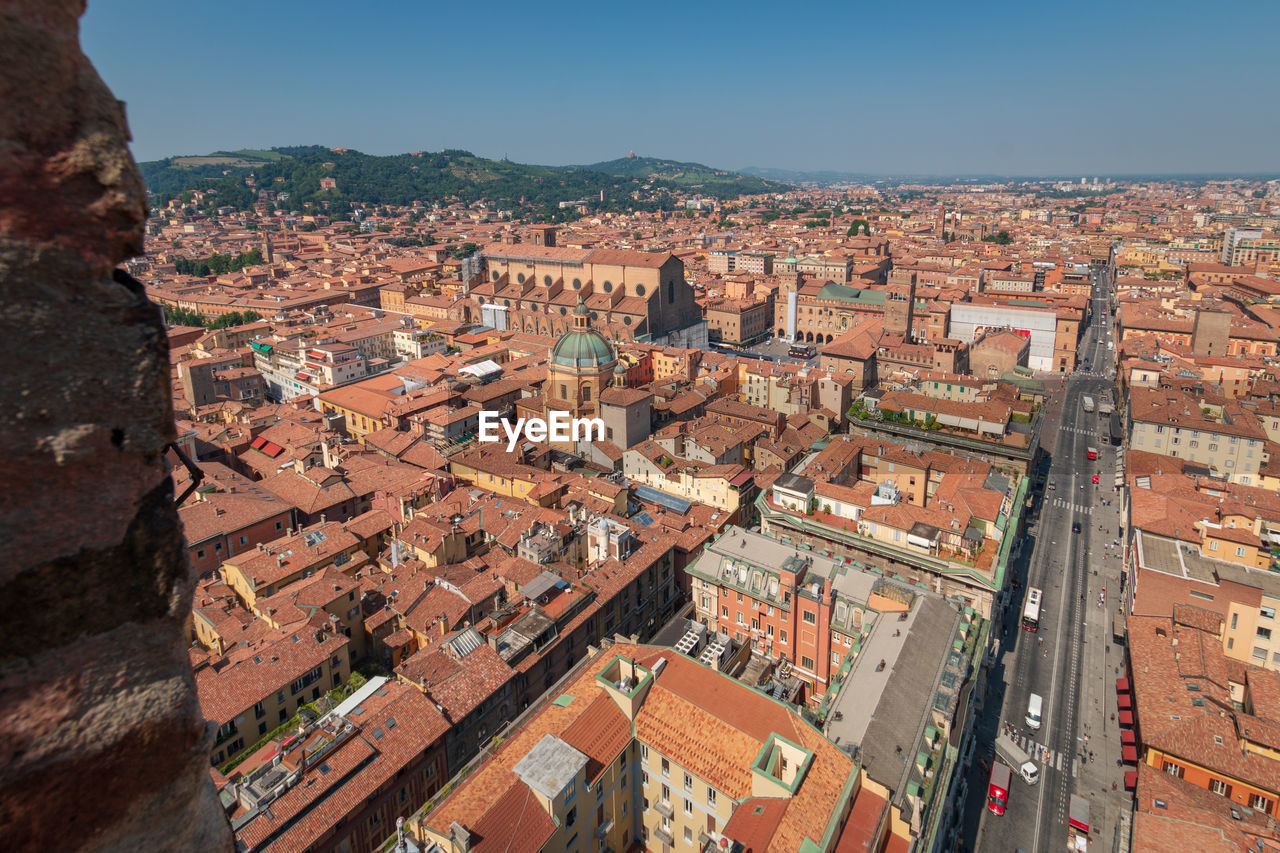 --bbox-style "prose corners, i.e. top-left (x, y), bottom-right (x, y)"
top-left (632, 485), bottom-right (692, 514)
